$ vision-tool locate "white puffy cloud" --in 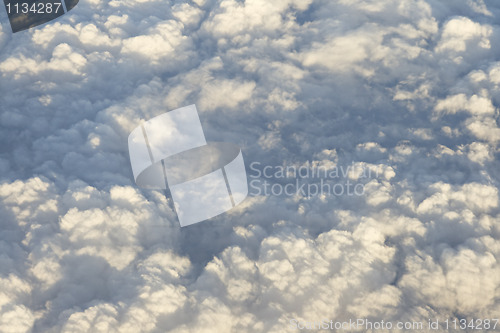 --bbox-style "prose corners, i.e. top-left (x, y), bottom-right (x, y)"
top-left (434, 93), bottom-right (496, 116)
top-left (436, 17), bottom-right (492, 53)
